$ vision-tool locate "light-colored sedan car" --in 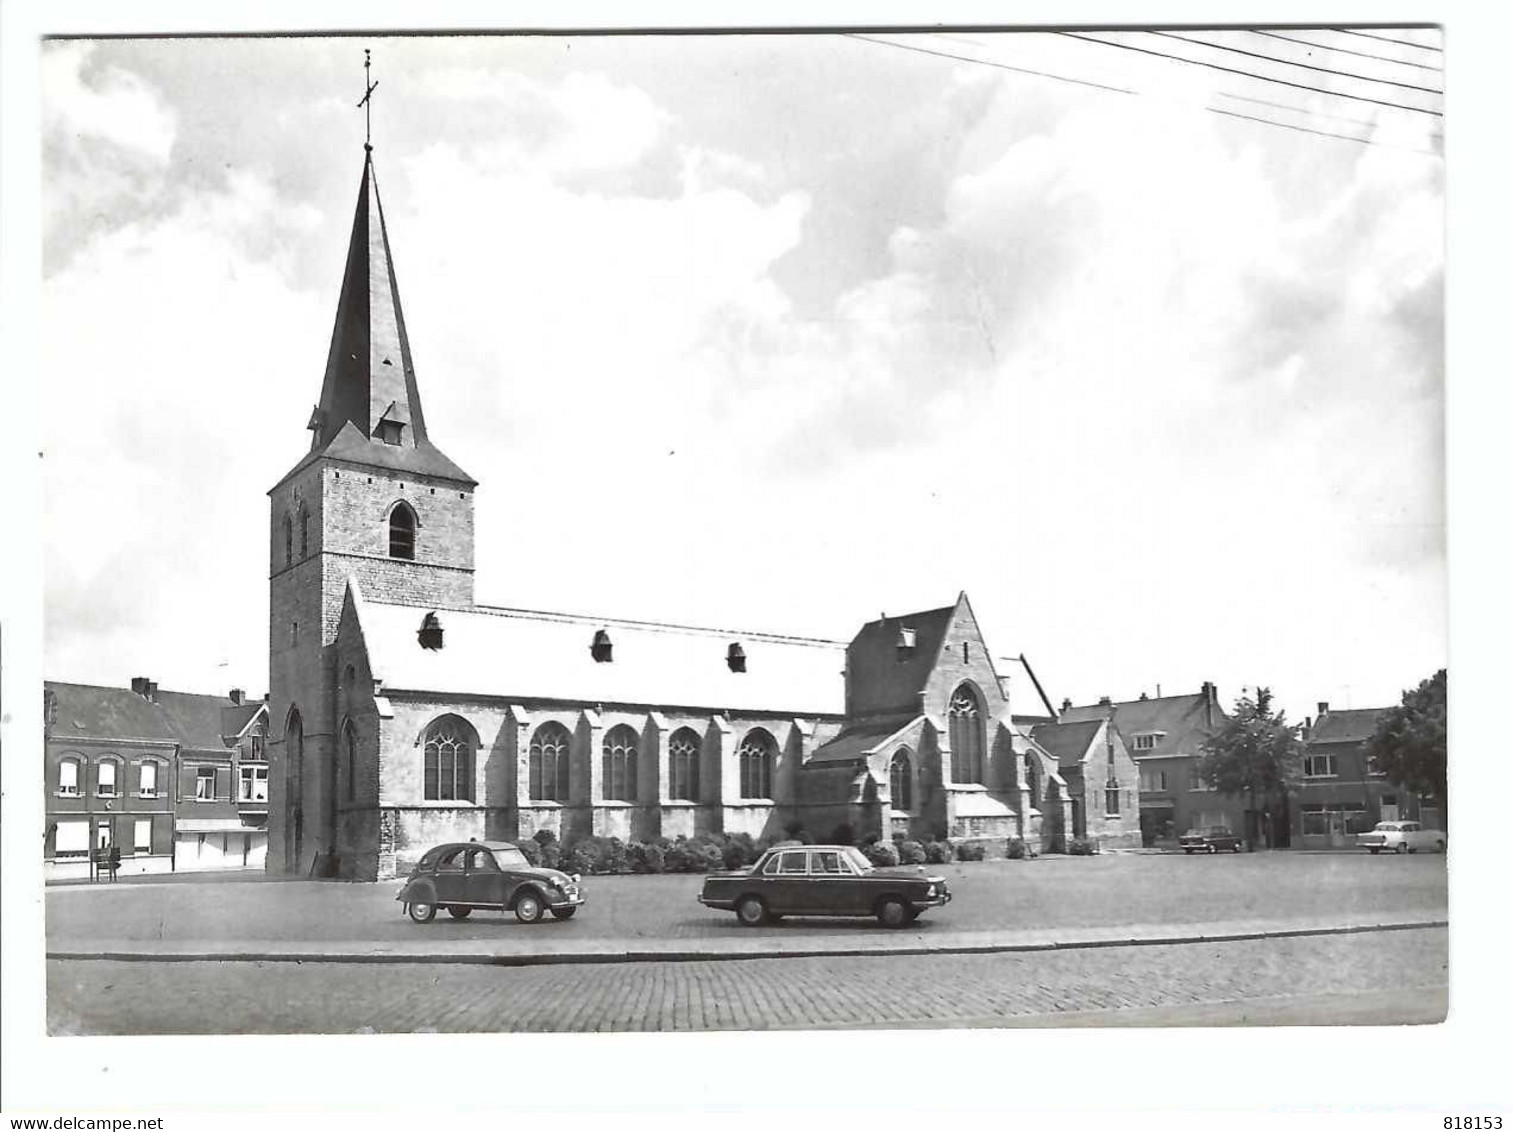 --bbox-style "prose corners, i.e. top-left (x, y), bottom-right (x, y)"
top-left (1356, 821), bottom-right (1447, 855)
